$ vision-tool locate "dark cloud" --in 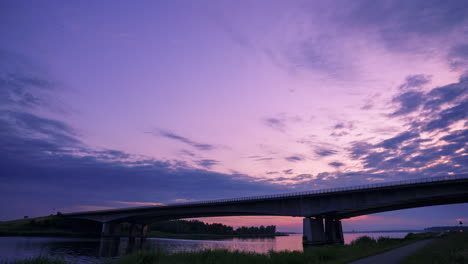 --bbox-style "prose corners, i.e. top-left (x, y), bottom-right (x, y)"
top-left (329, 161), bottom-right (344, 168)
top-left (263, 117), bottom-right (285, 131)
top-left (262, 113), bottom-right (302, 132)
top-left (158, 130), bottom-right (215, 151)
top-left (330, 121), bottom-right (355, 137)
top-left (343, 0), bottom-right (468, 52)
top-left (283, 169), bottom-right (294, 175)
top-left (423, 99), bottom-right (468, 132)
top-left (333, 121), bottom-right (354, 130)
top-left (389, 91), bottom-right (425, 117)
top-left (424, 80), bottom-right (468, 111)
top-left (399, 74), bottom-right (431, 90)
top-left (194, 159), bottom-right (219, 169)
top-left (180, 150), bottom-right (196, 157)
top-left (0, 50), bottom-right (58, 111)
top-left (448, 43), bottom-right (468, 70)
top-left (285, 155), bottom-right (304, 162)
top-left (315, 147), bottom-right (337, 157)
top-left (349, 141), bottom-right (373, 159)
top-left (378, 131), bottom-right (419, 149)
